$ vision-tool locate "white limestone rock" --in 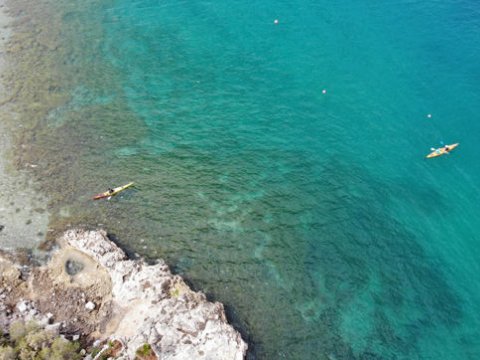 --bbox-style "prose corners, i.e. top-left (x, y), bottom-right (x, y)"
top-left (63, 229), bottom-right (247, 360)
